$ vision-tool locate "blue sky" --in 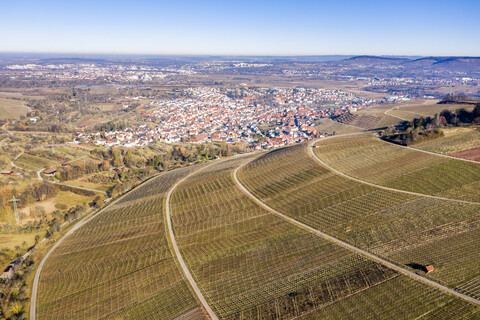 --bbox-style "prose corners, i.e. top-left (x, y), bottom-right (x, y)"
top-left (1, 0), bottom-right (479, 56)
